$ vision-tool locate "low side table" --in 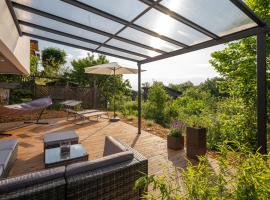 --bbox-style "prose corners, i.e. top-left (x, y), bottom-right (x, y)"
top-left (45, 144), bottom-right (88, 168)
